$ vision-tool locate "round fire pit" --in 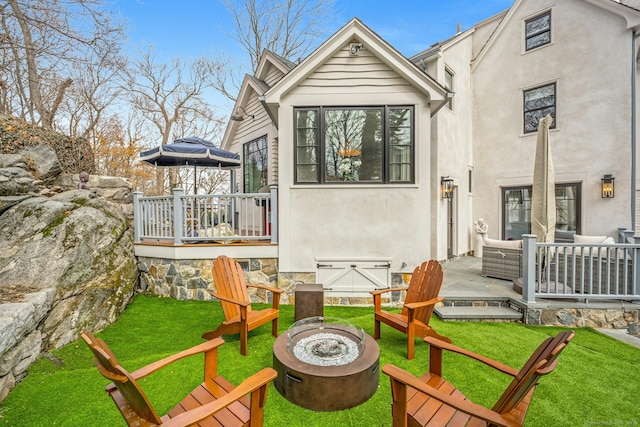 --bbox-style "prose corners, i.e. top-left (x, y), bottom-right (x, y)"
top-left (273, 316), bottom-right (380, 411)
